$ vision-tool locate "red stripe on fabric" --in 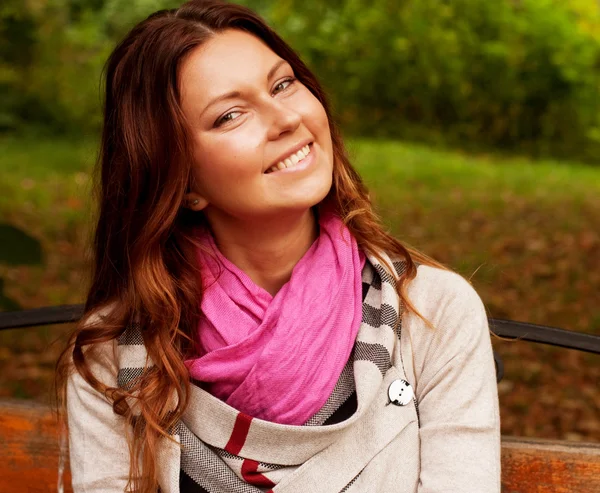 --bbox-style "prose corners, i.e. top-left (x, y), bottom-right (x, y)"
top-left (224, 412), bottom-right (253, 455)
top-left (241, 459), bottom-right (276, 488)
